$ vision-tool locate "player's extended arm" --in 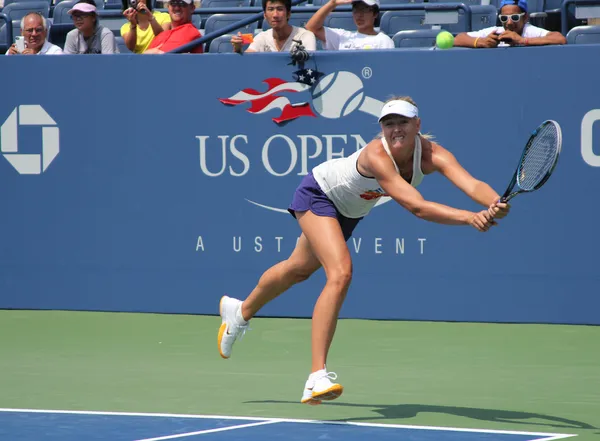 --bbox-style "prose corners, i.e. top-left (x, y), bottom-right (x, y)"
top-left (432, 143), bottom-right (500, 206)
top-left (365, 145), bottom-right (489, 227)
